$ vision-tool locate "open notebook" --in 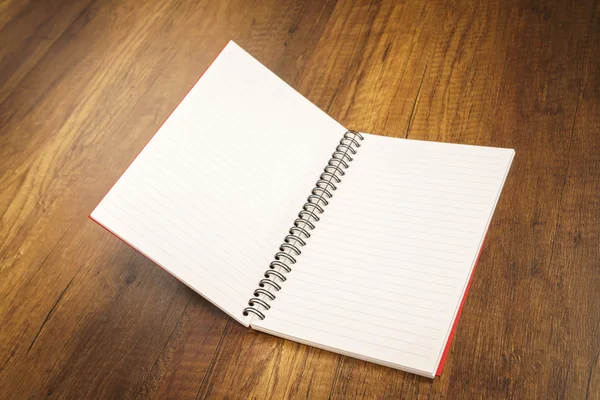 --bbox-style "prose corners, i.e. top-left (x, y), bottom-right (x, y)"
top-left (90, 41), bottom-right (514, 378)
